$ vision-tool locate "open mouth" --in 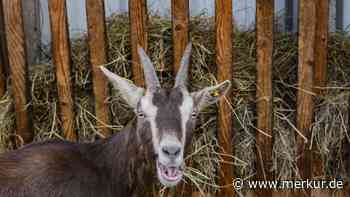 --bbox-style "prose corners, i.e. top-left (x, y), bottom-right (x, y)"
top-left (157, 161), bottom-right (183, 184)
